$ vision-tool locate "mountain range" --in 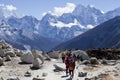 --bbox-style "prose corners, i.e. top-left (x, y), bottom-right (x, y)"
top-left (0, 4), bottom-right (120, 51)
top-left (54, 16), bottom-right (120, 50)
